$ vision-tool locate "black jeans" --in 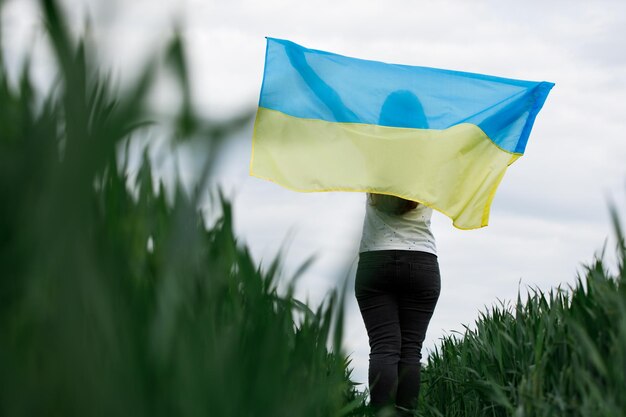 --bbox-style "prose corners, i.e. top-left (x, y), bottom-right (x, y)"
top-left (355, 250), bottom-right (441, 412)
